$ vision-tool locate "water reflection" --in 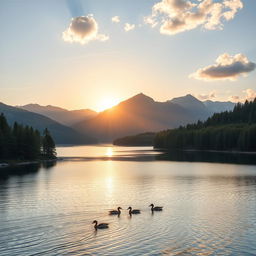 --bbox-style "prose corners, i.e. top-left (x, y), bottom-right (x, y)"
top-left (157, 150), bottom-right (256, 165)
top-left (105, 147), bottom-right (113, 157)
top-left (0, 147), bottom-right (256, 255)
top-left (0, 163), bottom-right (40, 181)
top-left (0, 161), bottom-right (56, 180)
top-left (58, 145), bottom-right (256, 165)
